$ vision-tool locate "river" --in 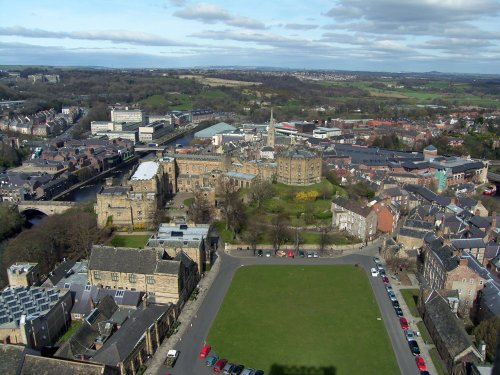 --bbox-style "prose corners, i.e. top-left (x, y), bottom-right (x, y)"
top-left (60, 132), bottom-right (194, 203)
